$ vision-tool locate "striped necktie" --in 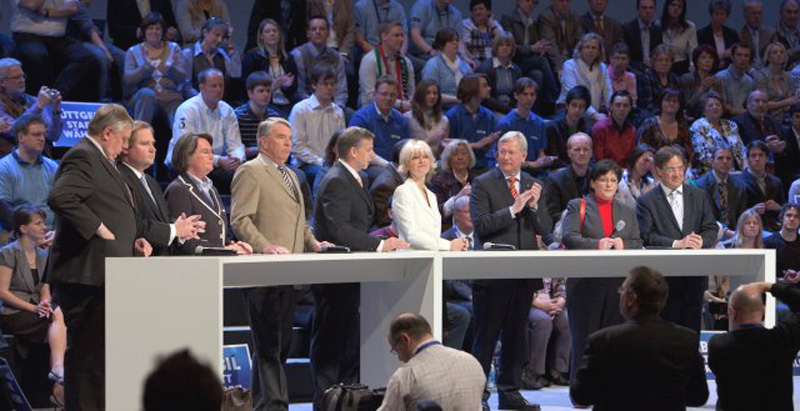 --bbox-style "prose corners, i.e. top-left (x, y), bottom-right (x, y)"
top-left (277, 165), bottom-right (299, 200)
